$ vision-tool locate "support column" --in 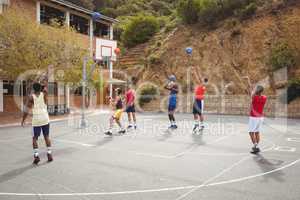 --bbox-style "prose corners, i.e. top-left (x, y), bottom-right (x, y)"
top-left (89, 19), bottom-right (94, 57)
top-left (109, 59), bottom-right (113, 97)
top-left (36, 1), bottom-right (41, 24)
top-left (66, 85), bottom-right (70, 111)
top-left (0, 80), bottom-right (3, 112)
top-left (109, 25), bottom-right (113, 40)
top-left (65, 11), bottom-right (70, 27)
